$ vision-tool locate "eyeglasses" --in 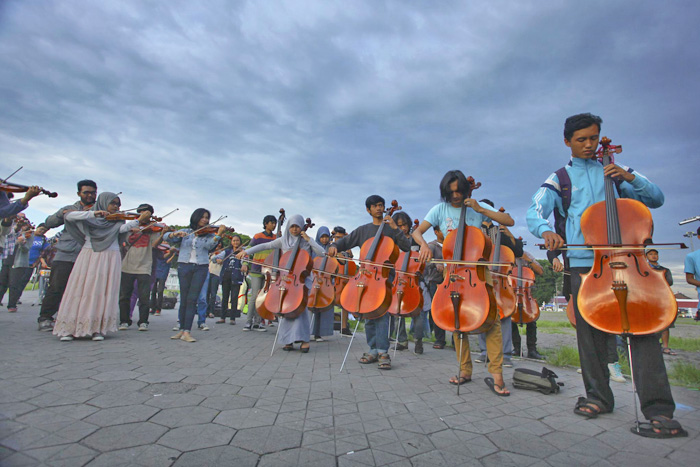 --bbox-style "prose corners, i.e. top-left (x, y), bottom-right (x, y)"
top-left (81, 190), bottom-right (97, 195)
